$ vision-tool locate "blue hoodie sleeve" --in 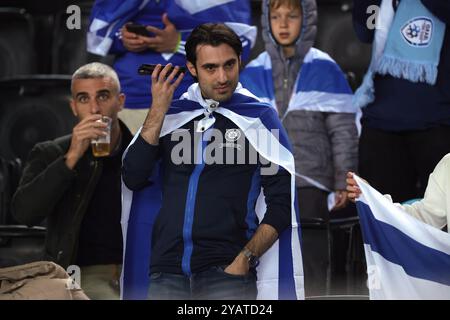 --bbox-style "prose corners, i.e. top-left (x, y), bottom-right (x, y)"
top-left (109, 28), bottom-right (128, 55)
